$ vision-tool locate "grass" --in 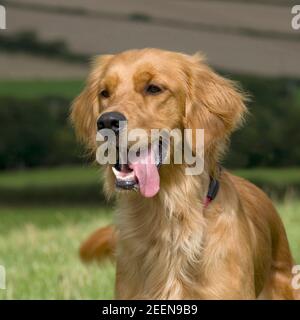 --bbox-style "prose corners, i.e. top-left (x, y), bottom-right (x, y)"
top-left (0, 206), bottom-right (114, 300)
top-left (1, 166), bottom-right (299, 189)
top-left (0, 80), bottom-right (84, 100)
top-left (234, 168), bottom-right (300, 187)
top-left (0, 166), bottom-right (299, 205)
top-left (0, 201), bottom-right (299, 299)
top-left (0, 167), bottom-right (299, 299)
top-left (0, 166), bottom-right (106, 205)
top-left (277, 201), bottom-right (300, 263)
top-left (0, 166), bottom-right (101, 189)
